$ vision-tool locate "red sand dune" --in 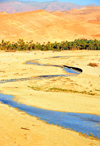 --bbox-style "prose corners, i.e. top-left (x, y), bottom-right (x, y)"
top-left (0, 6), bottom-right (100, 43)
